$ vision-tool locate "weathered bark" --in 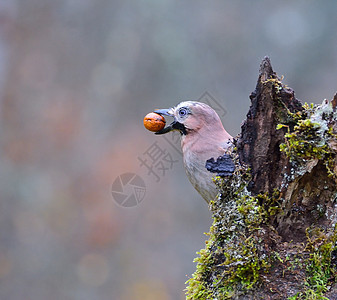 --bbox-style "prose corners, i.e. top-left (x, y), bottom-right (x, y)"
top-left (238, 57), bottom-right (337, 243)
top-left (186, 57), bottom-right (337, 300)
top-left (238, 57), bottom-right (303, 196)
